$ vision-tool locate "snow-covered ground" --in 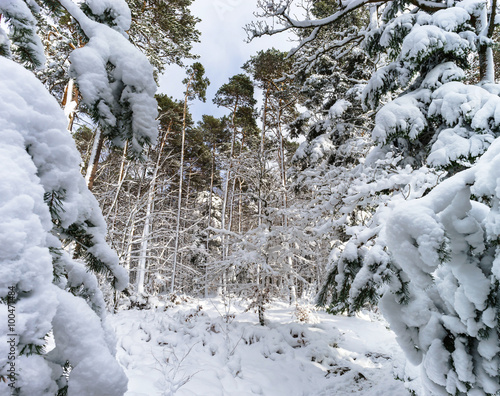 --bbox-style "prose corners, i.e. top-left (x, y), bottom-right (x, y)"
top-left (110, 297), bottom-right (412, 396)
